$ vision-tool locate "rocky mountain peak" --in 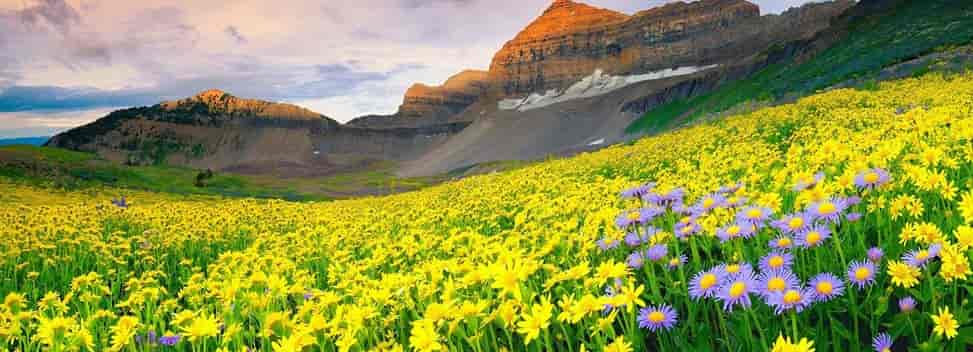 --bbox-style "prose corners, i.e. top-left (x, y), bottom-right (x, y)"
top-left (160, 90), bottom-right (331, 121)
top-left (523, 0), bottom-right (628, 40)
